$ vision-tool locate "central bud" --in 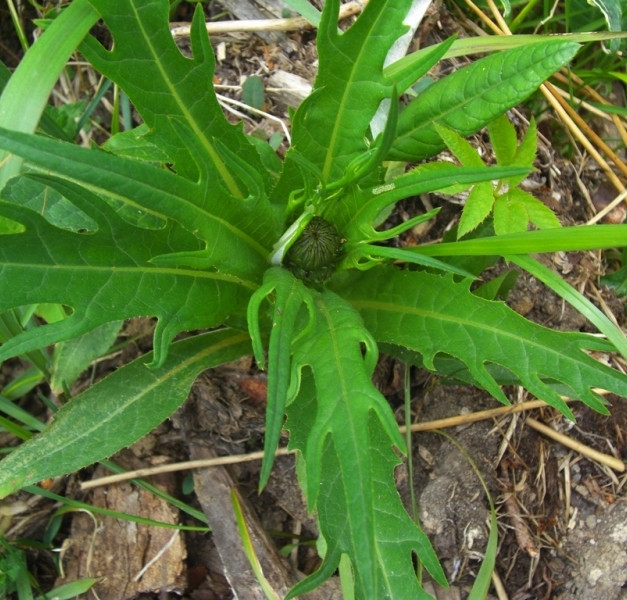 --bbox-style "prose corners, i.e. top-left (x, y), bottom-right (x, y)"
top-left (285, 217), bottom-right (343, 286)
